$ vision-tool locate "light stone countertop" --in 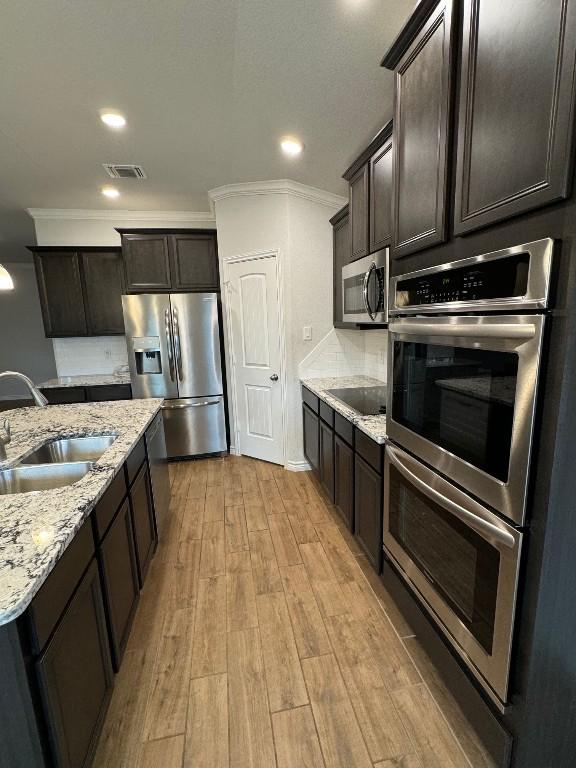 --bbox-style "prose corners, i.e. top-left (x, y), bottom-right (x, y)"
top-left (38, 373), bottom-right (132, 388)
top-left (300, 375), bottom-right (387, 444)
top-left (0, 398), bottom-right (163, 626)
